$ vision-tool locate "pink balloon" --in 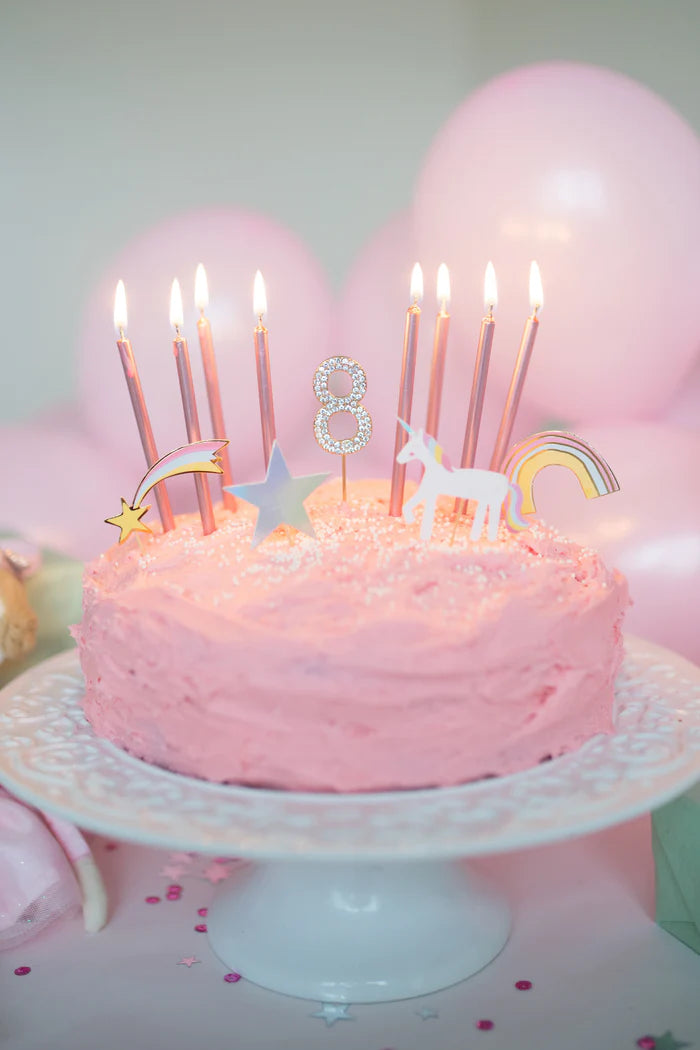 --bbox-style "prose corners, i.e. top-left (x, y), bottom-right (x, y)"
top-left (530, 423), bottom-right (700, 663)
top-left (664, 354), bottom-right (700, 428)
top-left (0, 414), bottom-right (134, 560)
top-left (336, 210), bottom-right (544, 481)
top-left (79, 209), bottom-right (334, 493)
top-left (413, 62), bottom-right (700, 423)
